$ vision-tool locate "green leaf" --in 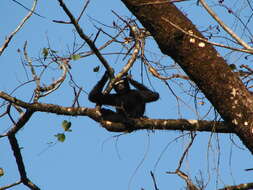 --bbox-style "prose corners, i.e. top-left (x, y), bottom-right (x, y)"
top-left (71, 54), bottom-right (81, 61)
top-left (93, 66), bottom-right (100, 72)
top-left (62, 120), bottom-right (71, 131)
top-left (55, 133), bottom-right (66, 142)
top-left (42, 48), bottom-right (49, 61)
